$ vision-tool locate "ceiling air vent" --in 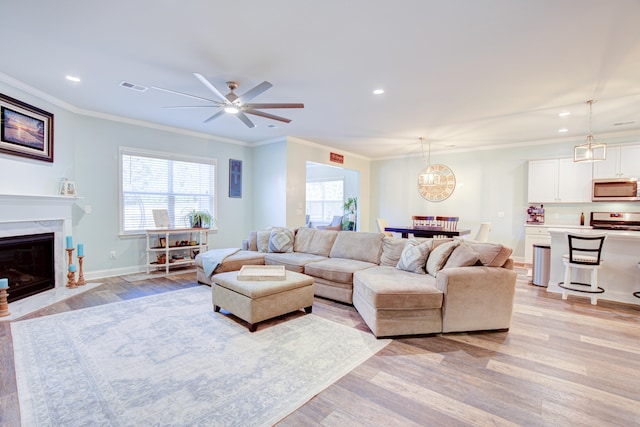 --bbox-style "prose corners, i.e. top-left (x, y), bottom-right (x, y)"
top-left (120, 81), bottom-right (147, 92)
